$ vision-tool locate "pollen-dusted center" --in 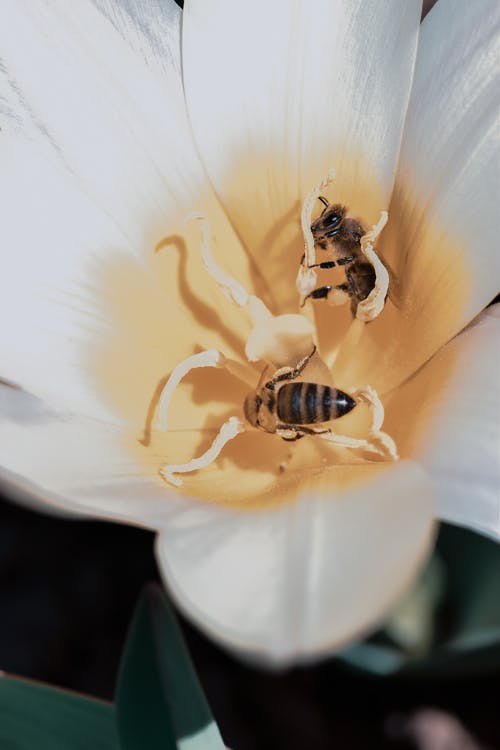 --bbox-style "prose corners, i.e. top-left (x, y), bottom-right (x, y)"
top-left (153, 170), bottom-right (397, 488)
